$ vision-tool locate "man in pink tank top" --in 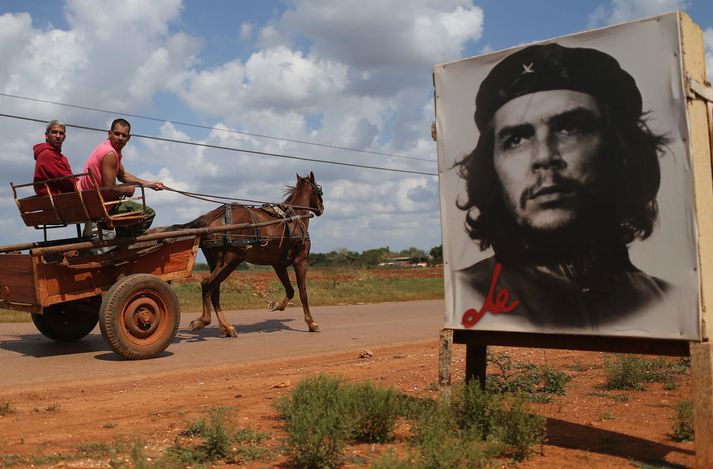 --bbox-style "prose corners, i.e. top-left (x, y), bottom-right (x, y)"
top-left (79, 118), bottom-right (164, 237)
